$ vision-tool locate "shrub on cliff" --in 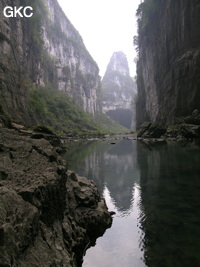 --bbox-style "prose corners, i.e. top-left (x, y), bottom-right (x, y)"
top-left (136, 0), bottom-right (160, 37)
top-left (27, 86), bottom-right (127, 135)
